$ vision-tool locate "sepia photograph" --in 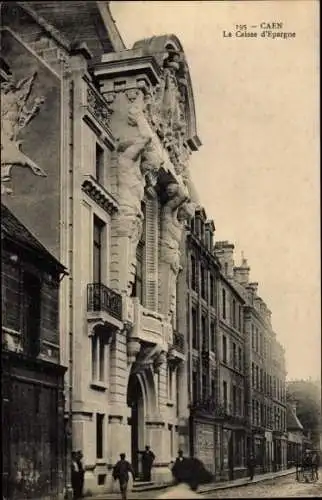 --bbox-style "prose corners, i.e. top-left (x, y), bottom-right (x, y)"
top-left (1, 1), bottom-right (320, 499)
